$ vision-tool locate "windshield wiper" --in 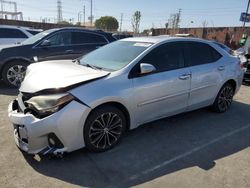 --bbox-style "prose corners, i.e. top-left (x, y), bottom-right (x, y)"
top-left (82, 63), bottom-right (103, 70)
